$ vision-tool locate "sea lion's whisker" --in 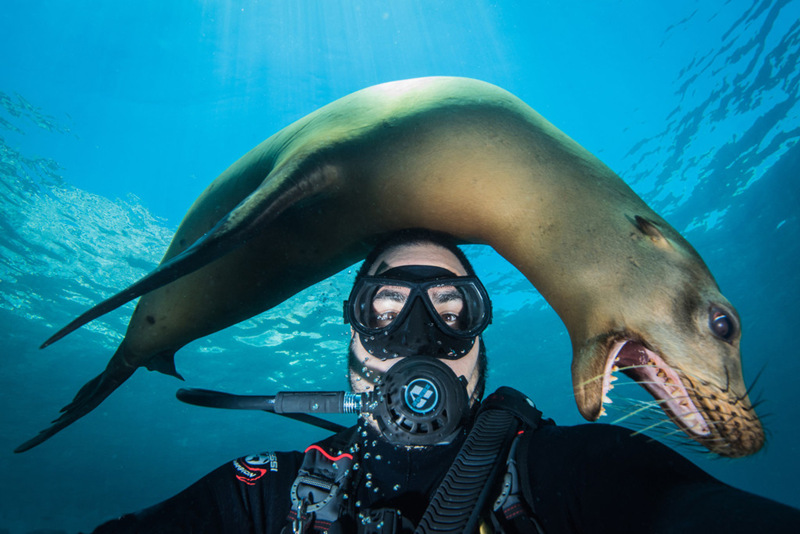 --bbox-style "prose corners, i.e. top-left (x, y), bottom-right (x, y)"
top-left (740, 363), bottom-right (767, 403)
top-left (608, 400), bottom-right (663, 425)
top-left (576, 373), bottom-right (606, 388)
top-left (749, 396), bottom-right (767, 412)
top-left (595, 397), bottom-right (741, 458)
top-left (629, 418), bottom-right (673, 436)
